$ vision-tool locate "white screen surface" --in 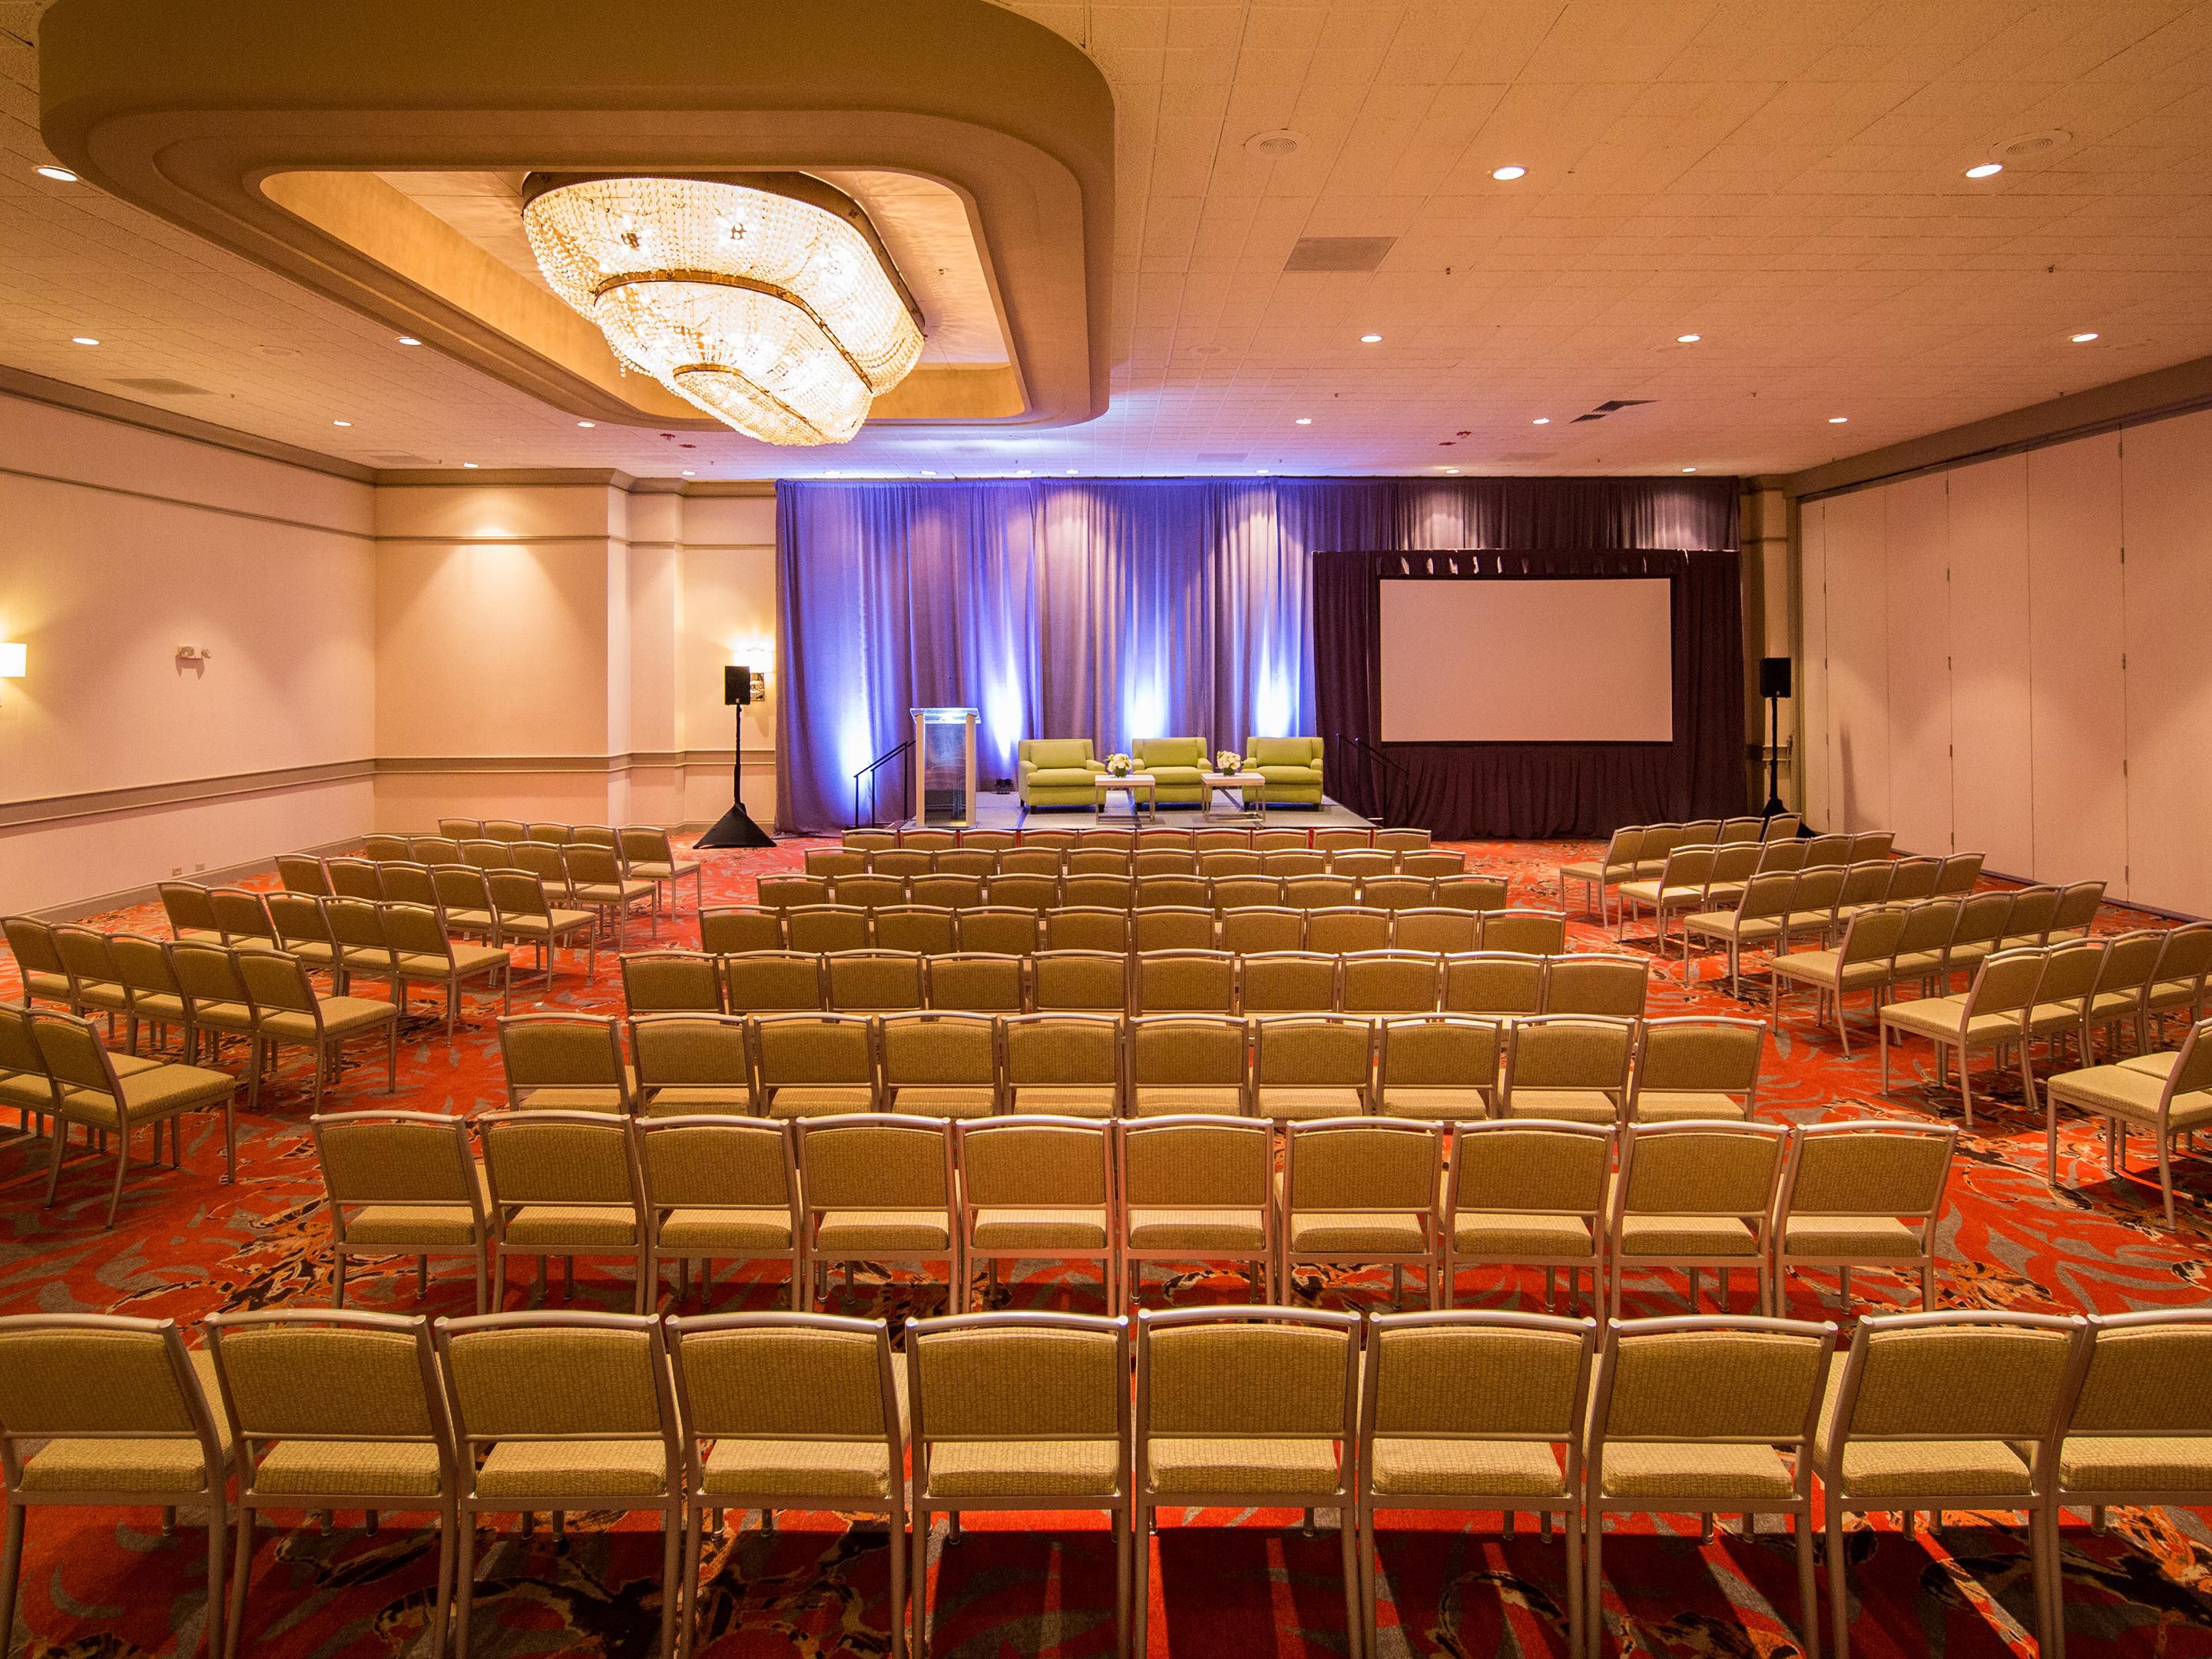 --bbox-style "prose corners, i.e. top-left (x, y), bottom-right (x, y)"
top-left (1378, 578), bottom-right (1674, 743)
